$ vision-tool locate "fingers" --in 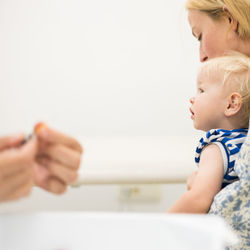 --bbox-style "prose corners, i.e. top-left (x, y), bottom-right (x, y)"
top-left (0, 137), bottom-right (37, 202)
top-left (48, 177), bottom-right (67, 194)
top-left (33, 160), bottom-right (50, 187)
top-left (0, 138), bottom-right (38, 178)
top-left (43, 144), bottom-right (81, 169)
top-left (47, 160), bottom-right (78, 184)
top-left (0, 167), bottom-right (34, 202)
top-left (9, 179), bottom-right (33, 201)
top-left (33, 122), bottom-right (83, 193)
top-left (35, 155), bottom-right (78, 184)
top-left (0, 133), bottom-right (25, 150)
top-left (38, 176), bottom-right (67, 195)
top-left (18, 136), bottom-right (38, 160)
top-left (34, 123), bottom-right (83, 153)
